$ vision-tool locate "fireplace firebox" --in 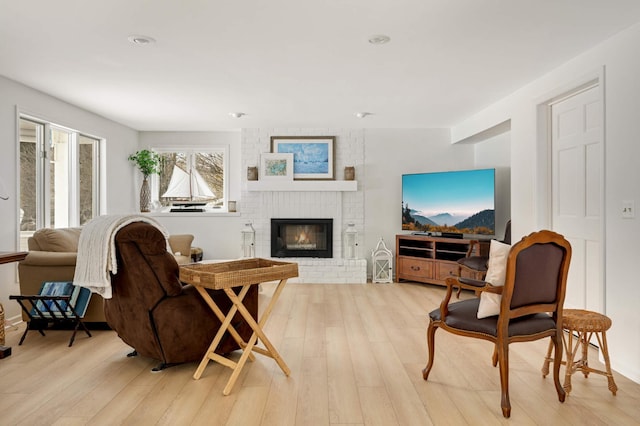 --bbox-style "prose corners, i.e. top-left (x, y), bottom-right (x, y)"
top-left (271, 218), bottom-right (333, 258)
